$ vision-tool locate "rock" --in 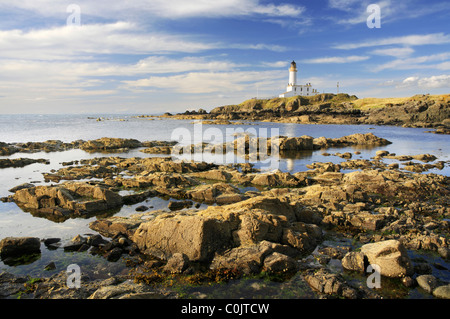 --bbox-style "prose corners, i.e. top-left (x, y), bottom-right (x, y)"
top-left (44, 262), bottom-right (56, 271)
top-left (0, 237), bottom-right (41, 258)
top-left (250, 170), bottom-right (301, 187)
top-left (8, 183), bottom-right (35, 193)
top-left (210, 241), bottom-right (298, 275)
top-left (167, 200), bottom-right (193, 211)
top-left (163, 253), bottom-right (190, 274)
top-left (63, 235), bottom-right (87, 252)
top-left (277, 135), bottom-right (314, 151)
top-left (304, 268), bottom-right (358, 299)
top-left (416, 275), bottom-right (439, 294)
top-left (401, 276), bottom-right (415, 288)
top-left (438, 247), bottom-right (450, 260)
top-left (132, 212), bottom-right (233, 261)
top-left (43, 238), bottom-right (61, 248)
top-left (341, 251), bottom-right (366, 272)
top-left (13, 183), bottom-right (124, 219)
top-left (375, 150), bottom-right (389, 157)
top-left (80, 138), bottom-right (142, 152)
top-left (360, 240), bottom-right (413, 278)
top-left (88, 280), bottom-right (146, 299)
top-left (433, 285), bottom-right (450, 299)
top-left (86, 234), bottom-right (108, 247)
top-left (263, 252), bottom-right (298, 274)
top-left (411, 154), bottom-right (437, 162)
top-left (135, 205), bottom-right (148, 212)
top-left (0, 158), bottom-right (49, 169)
top-left (185, 182), bottom-right (241, 203)
top-left (281, 222), bottom-right (322, 254)
top-left (105, 247), bottom-right (123, 262)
